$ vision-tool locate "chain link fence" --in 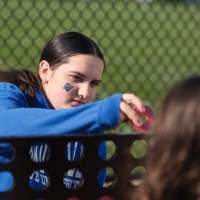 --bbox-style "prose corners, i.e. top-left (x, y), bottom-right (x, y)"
top-left (0, 0), bottom-right (199, 132)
